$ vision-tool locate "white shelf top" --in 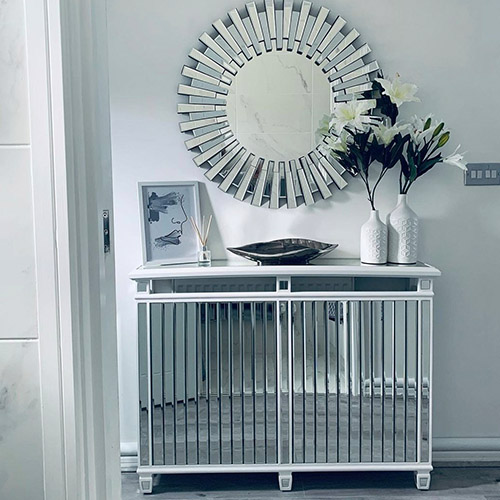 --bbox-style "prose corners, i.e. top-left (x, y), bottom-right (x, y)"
top-left (129, 259), bottom-right (441, 281)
